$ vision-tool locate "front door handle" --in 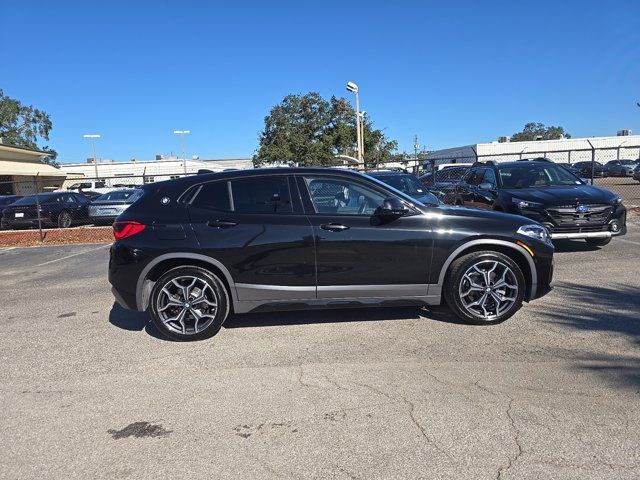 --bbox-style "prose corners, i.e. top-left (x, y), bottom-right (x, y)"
top-left (207, 219), bottom-right (238, 228)
top-left (320, 223), bottom-right (350, 232)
